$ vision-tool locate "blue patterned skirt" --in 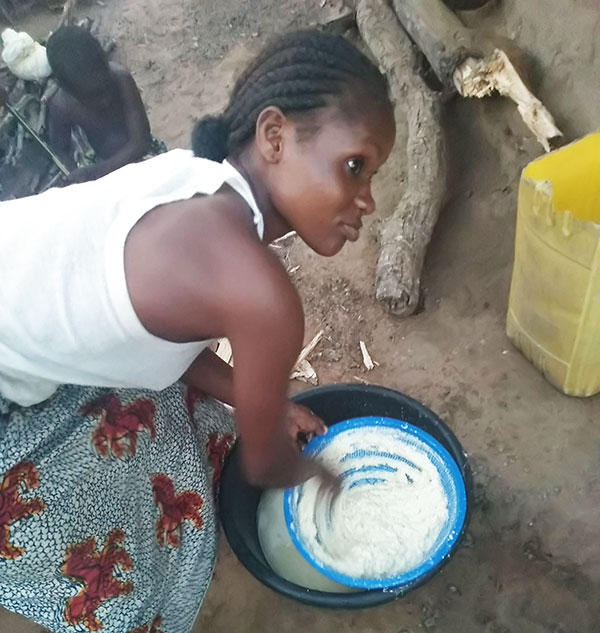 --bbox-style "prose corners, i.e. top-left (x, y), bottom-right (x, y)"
top-left (0, 383), bottom-right (235, 633)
